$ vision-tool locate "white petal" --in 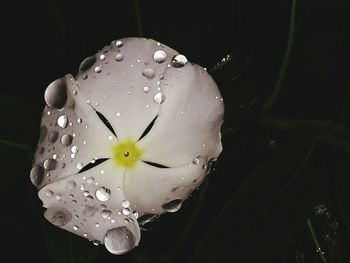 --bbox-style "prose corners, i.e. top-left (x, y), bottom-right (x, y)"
top-left (124, 157), bottom-right (208, 214)
top-left (138, 64), bottom-right (224, 167)
top-left (31, 75), bottom-right (117, 189)
top-left (75, 38), bottom-right (178, 141)
top-left (38, 159), bottom-right (140, 249)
